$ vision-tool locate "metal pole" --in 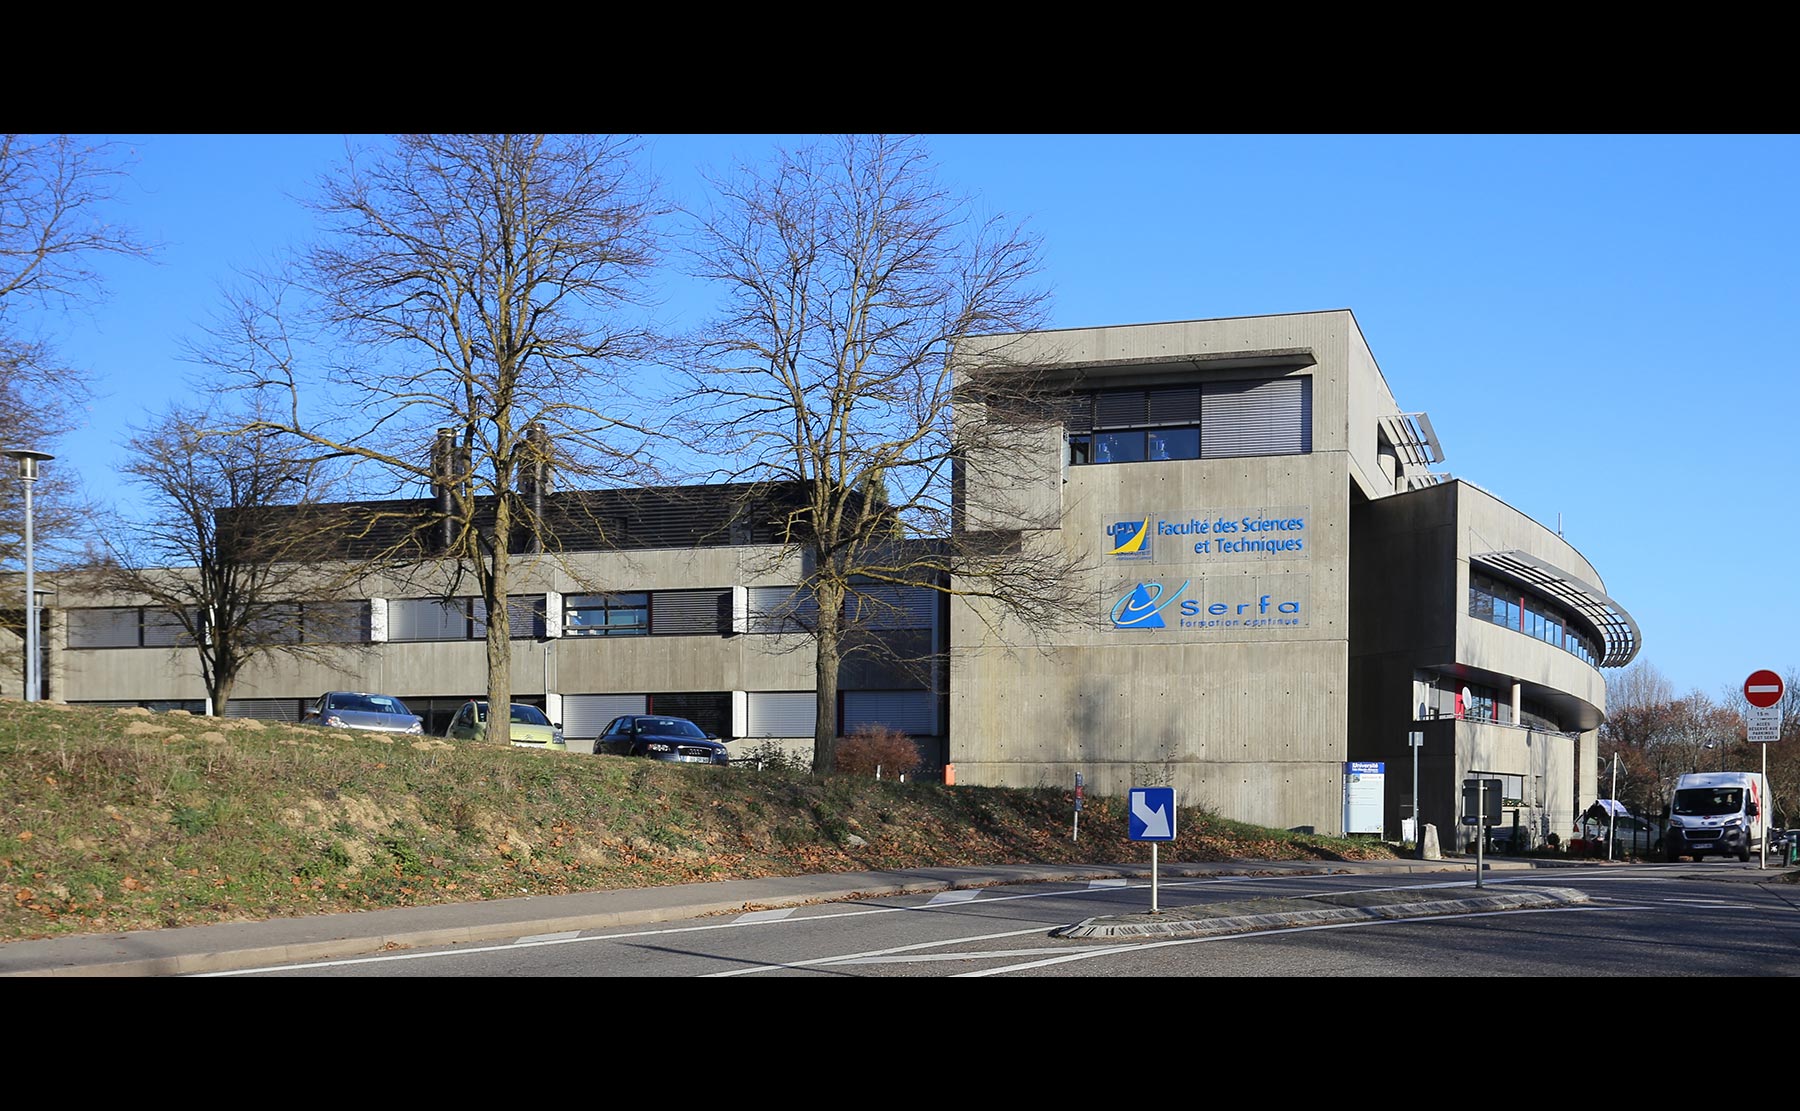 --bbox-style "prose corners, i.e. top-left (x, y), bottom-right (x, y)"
top-left (1607, 752), bottom-right (1618, 861)
top-left (1761, 742), bottom-right (1768, 869)
top-left (1151, 842), bottom-right (1160, 913)
top-left (21, 472), bottom-right (35, 702)
top-left (1412, 731), bottom-right (1421, 860)
top-left (1476, 778), bottom-right (1485, 889)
